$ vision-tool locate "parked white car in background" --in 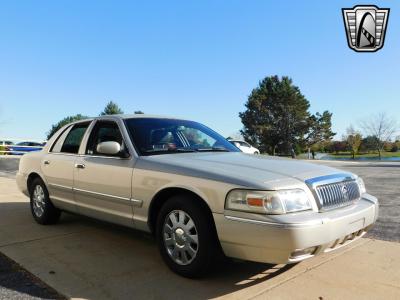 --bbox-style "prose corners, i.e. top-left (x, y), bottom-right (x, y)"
top-left (229, 140), bottom-right (260, 154)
